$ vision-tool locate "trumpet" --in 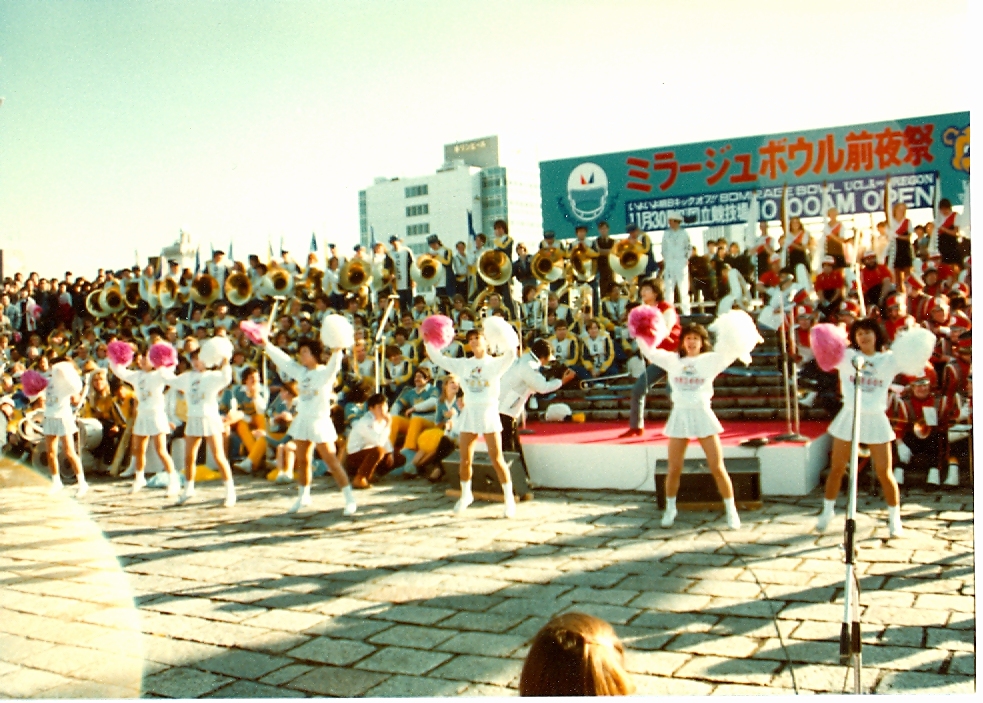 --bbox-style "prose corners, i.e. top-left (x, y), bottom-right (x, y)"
top-left (191, 273), bottom-right (221, 306)
top-left (609, 239), bottom-right (648, 281)
top-left (531, 247), bottom-right (566, 284)
top-left (224, 271), bottom-right (253, 306)
top-left (411, 254), bottom-right (444, 288)
top-left (569, 242), bottom-right (598, 282)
